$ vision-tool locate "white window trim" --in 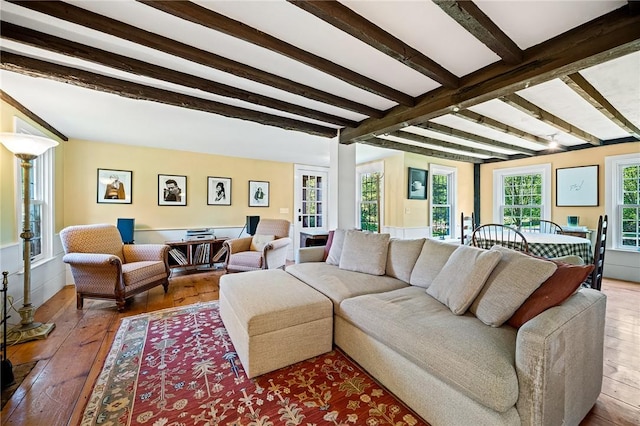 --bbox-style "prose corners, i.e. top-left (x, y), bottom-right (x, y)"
top-left (493, 163), bottom-right (551, 223)
top-left (429, 164), bottom-right (457, 237)
top-left (356, 161), bottom-right (384, 230)
top-left (13, 118), bottom-right (55, 264)
top-left (605, 152), bottom-right (640, 251)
